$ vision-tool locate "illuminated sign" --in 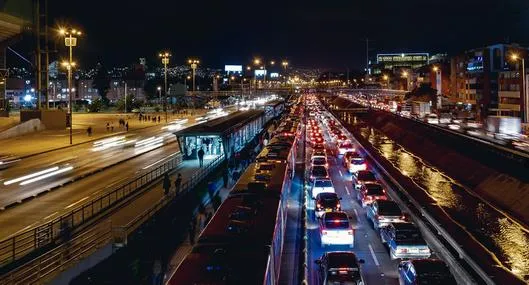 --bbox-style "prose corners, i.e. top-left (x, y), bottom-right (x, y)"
top-left (225, 65), bottom-right (243, 73)
top-left (255, 70), bottom-right (267, 77)
top-left (467, 56), bottom-right (483, 72)
top-left (377, 53), bottom-right (429, 63)
top-left (270, 72), bottom-right (279, 78)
